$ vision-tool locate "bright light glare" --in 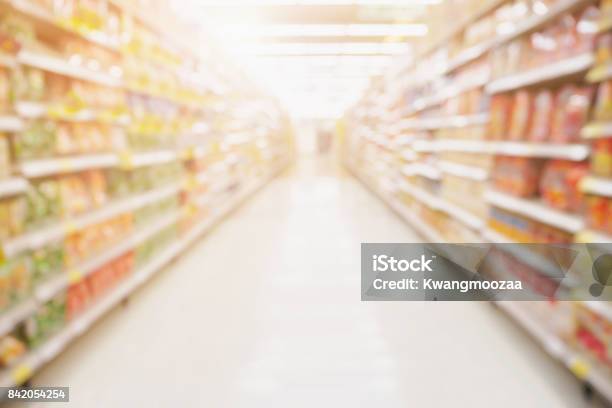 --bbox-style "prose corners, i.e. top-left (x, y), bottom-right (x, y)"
top-left (193, 0), bottom-right (440, 5)
top-left (219, 24), bottom-right (428, 38)
top-left (245, 42), bottom-right (410, 55)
